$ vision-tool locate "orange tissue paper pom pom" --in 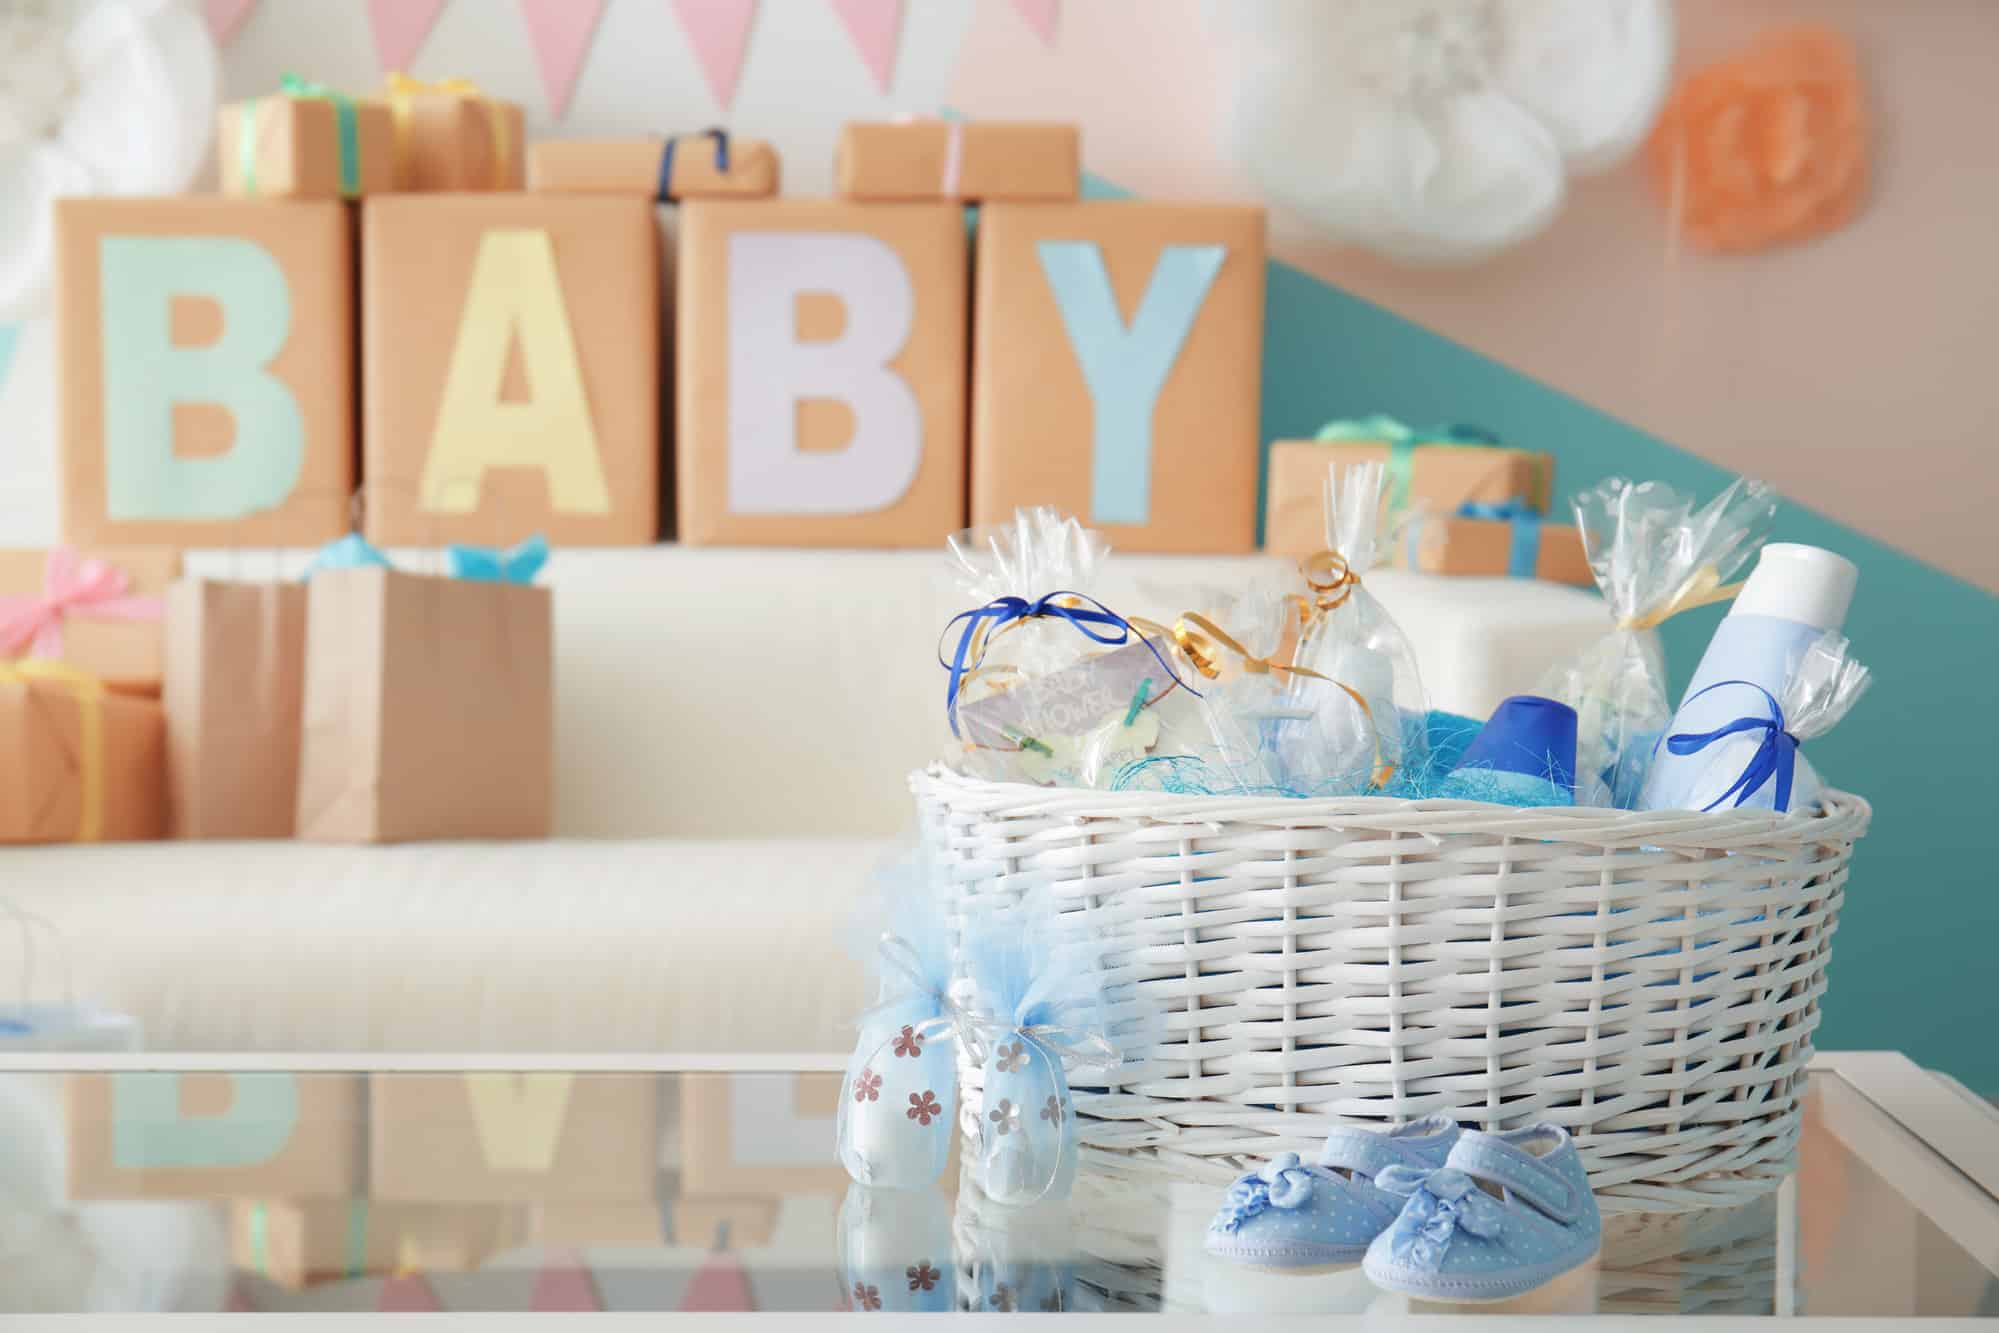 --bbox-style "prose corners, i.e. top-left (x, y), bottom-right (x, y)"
top-left (1647, 25), bottom-right (1869, 254)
